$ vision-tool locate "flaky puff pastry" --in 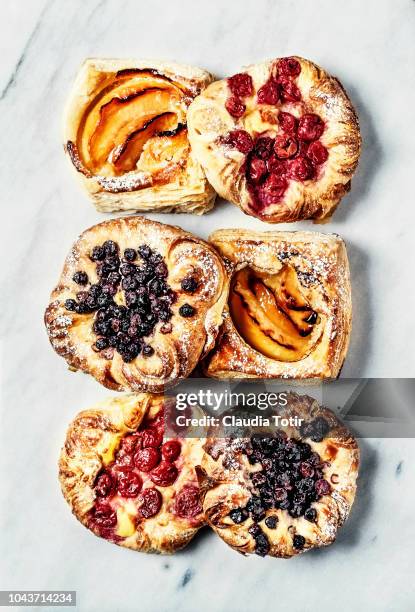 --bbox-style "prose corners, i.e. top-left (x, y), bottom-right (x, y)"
top-left (59, 394), bottom-right (205, 553)
top-left (197, 393), bottom-right (359, 558)
top-left (45, 216), bottom-right (228, 393)
top-left (204, 229), bottom-right (351, 379)
top-left (64, 58), bottom-right (216, 214)
top-left (187, 56), bottom-right (361, 223)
